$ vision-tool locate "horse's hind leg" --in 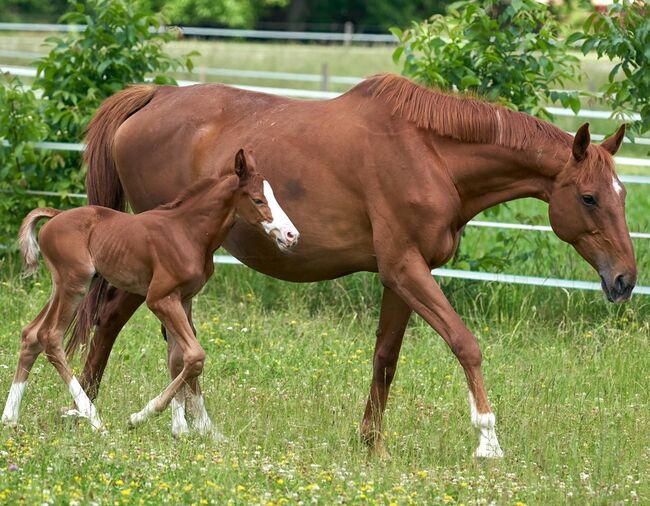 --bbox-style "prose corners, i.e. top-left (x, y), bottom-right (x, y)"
top-left (1, 304), bottom-right (48, 426)
top-left (40, 280), bottom-right (103, 431)
top-left (360, 287), bottom-right (412, 458)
